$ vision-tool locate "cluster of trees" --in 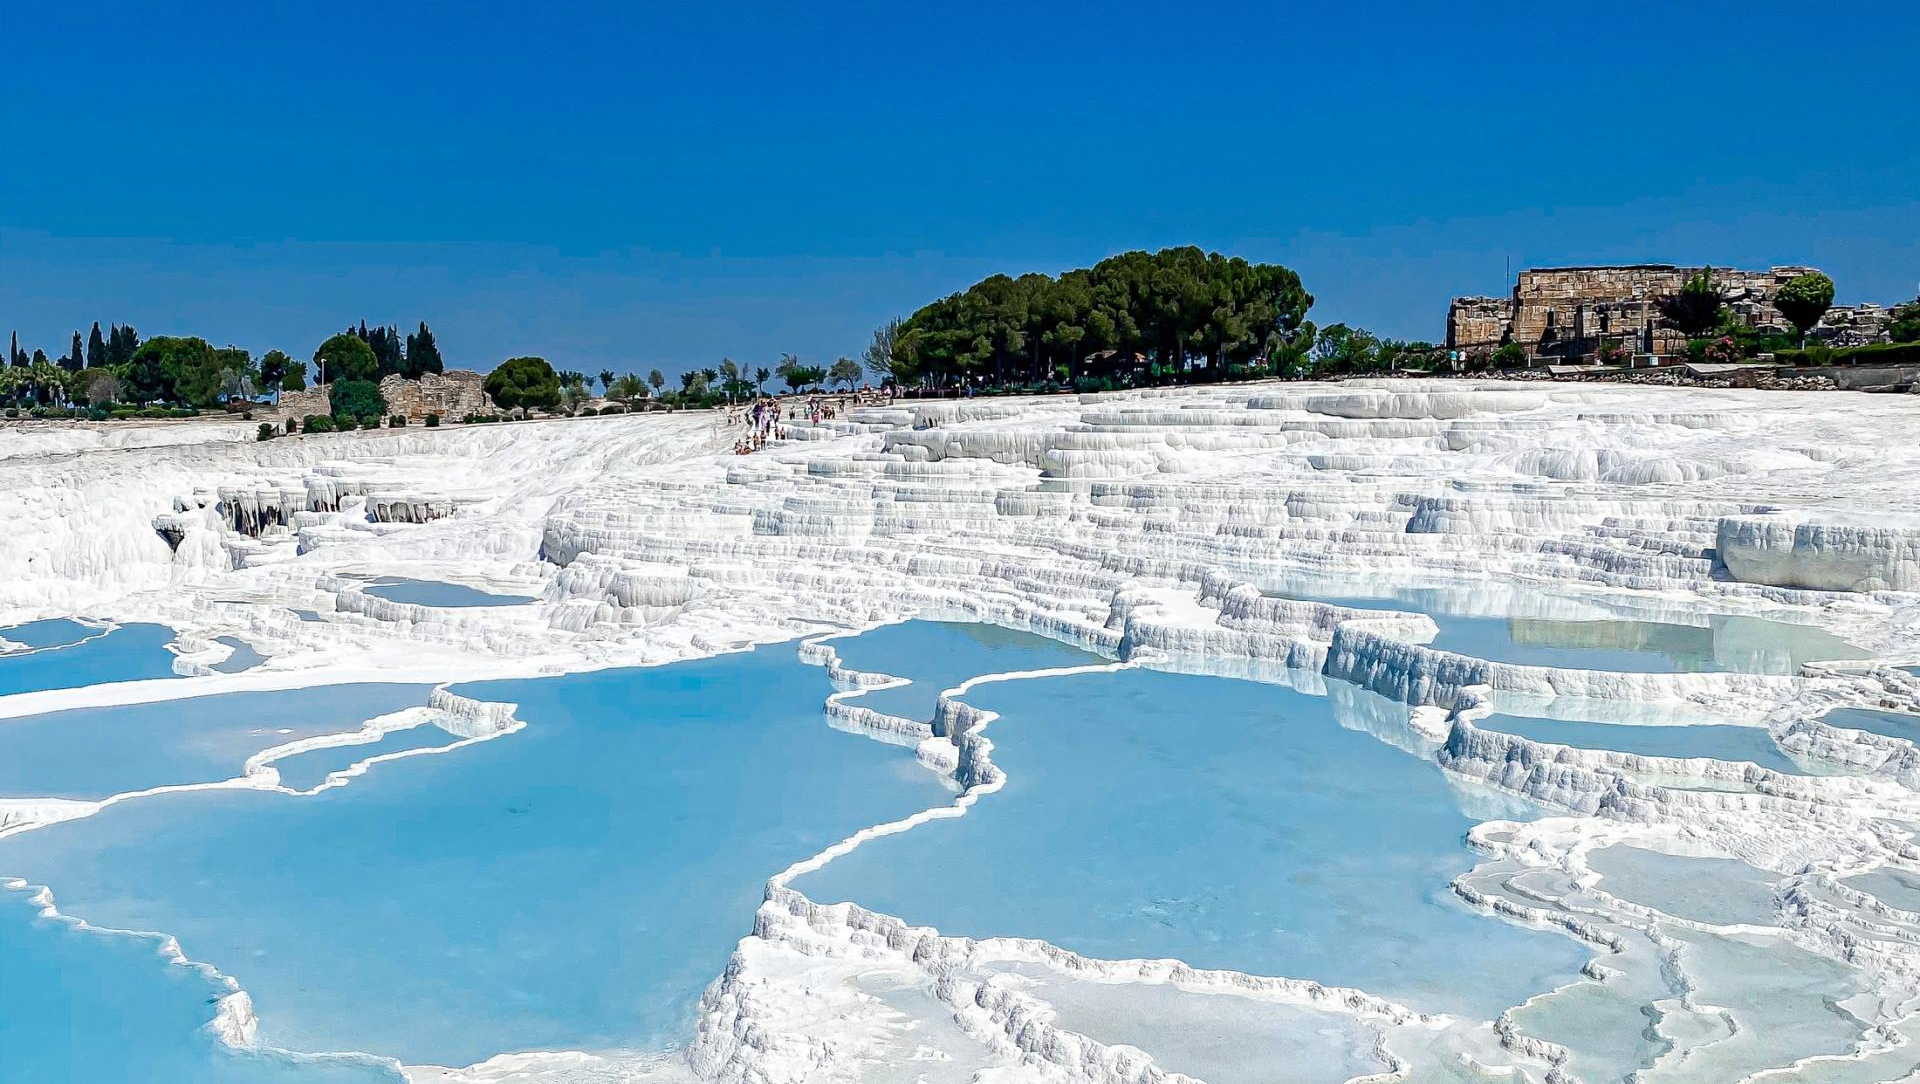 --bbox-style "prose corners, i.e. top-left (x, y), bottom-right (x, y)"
top-left (470, 351), bottom-right (876, 420)
top-left (876, 247), bottom-right (1315, 392)
top-left (308, 322), bottom-right (442, 385)
top-left (0, 319), bottom-right (447, 412)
